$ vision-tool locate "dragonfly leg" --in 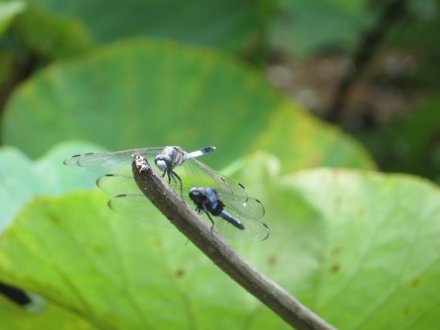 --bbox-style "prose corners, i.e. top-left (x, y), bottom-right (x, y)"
top-left (170, 170), bottom-right (183, 197)
top-left (202, 205), bottom-right (216, 234)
